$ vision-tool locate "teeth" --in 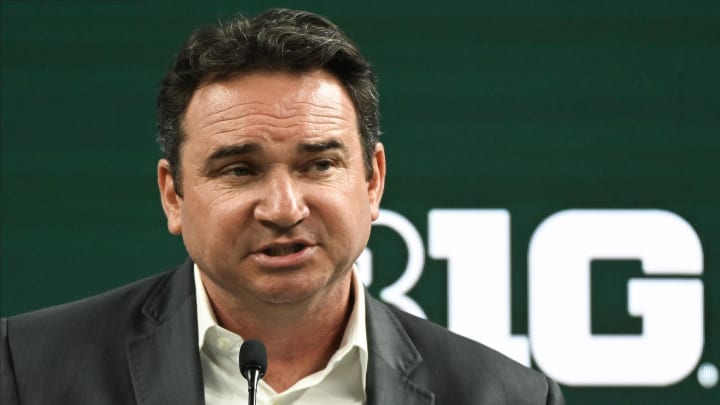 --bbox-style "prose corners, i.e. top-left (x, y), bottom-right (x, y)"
top-left (264, 244), bottom-right (304, 257)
